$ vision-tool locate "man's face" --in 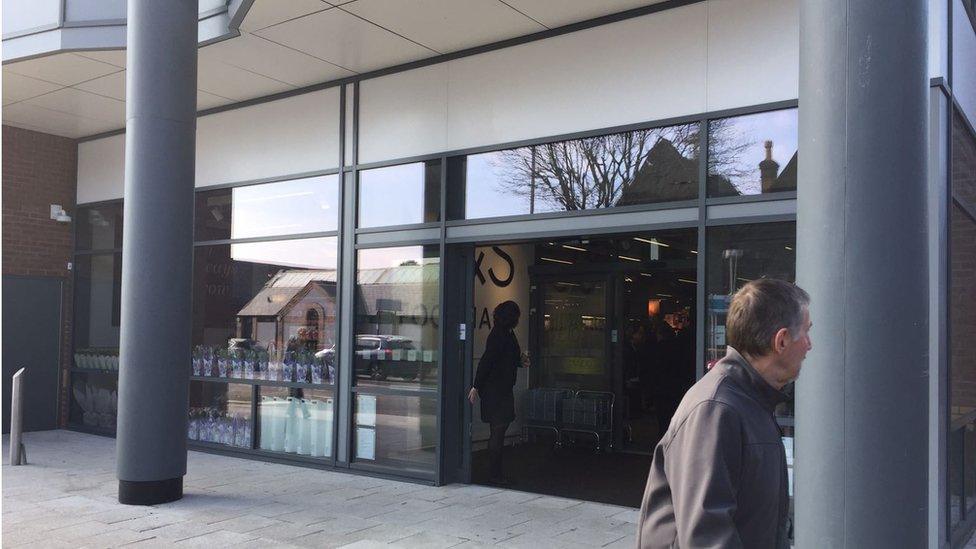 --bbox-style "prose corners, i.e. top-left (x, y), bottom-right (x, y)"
top-left (781, 307), bottom-right (812, 381)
